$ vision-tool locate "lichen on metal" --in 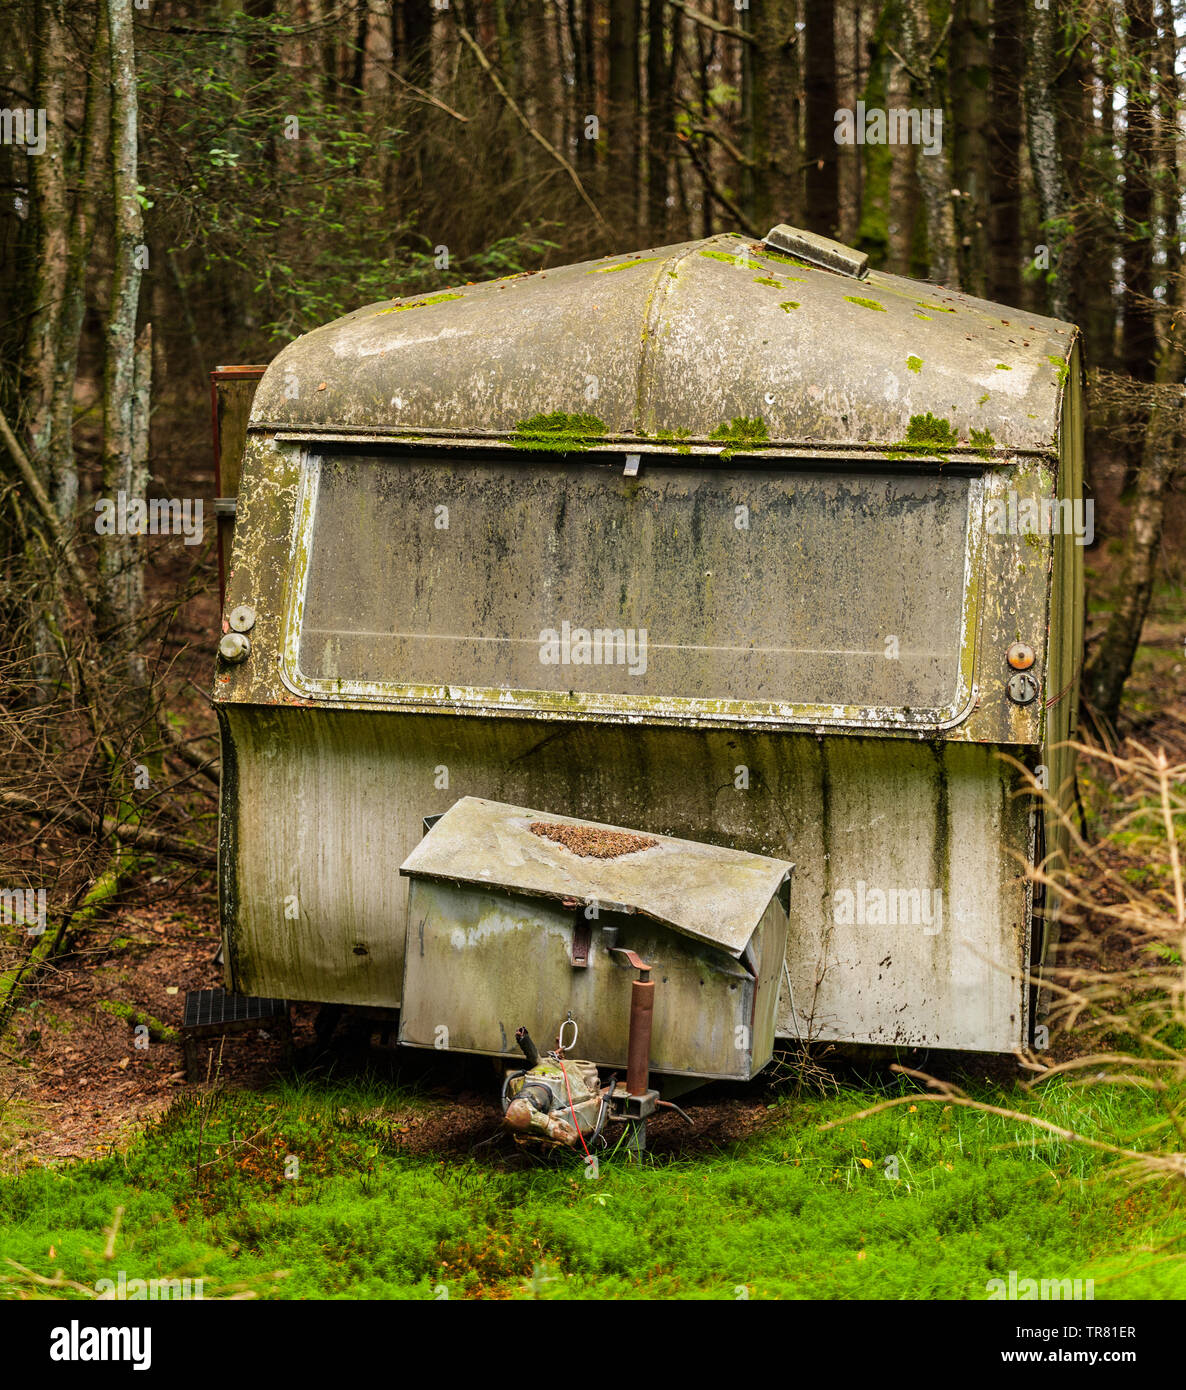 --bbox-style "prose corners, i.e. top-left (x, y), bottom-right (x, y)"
top-left (247, 228), bottom-right (1076, 458)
